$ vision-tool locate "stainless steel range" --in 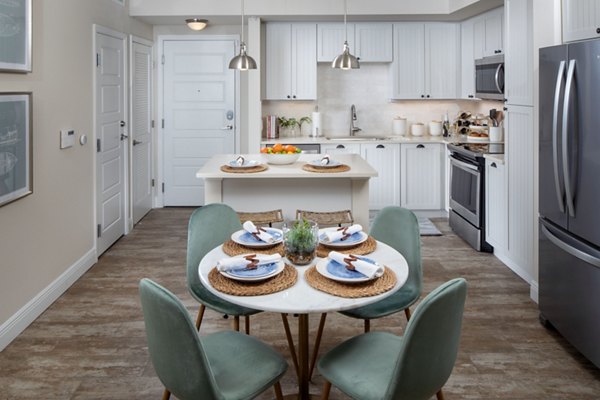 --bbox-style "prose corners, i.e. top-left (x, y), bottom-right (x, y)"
top-left (447, 142), bottom-right (504, 252)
